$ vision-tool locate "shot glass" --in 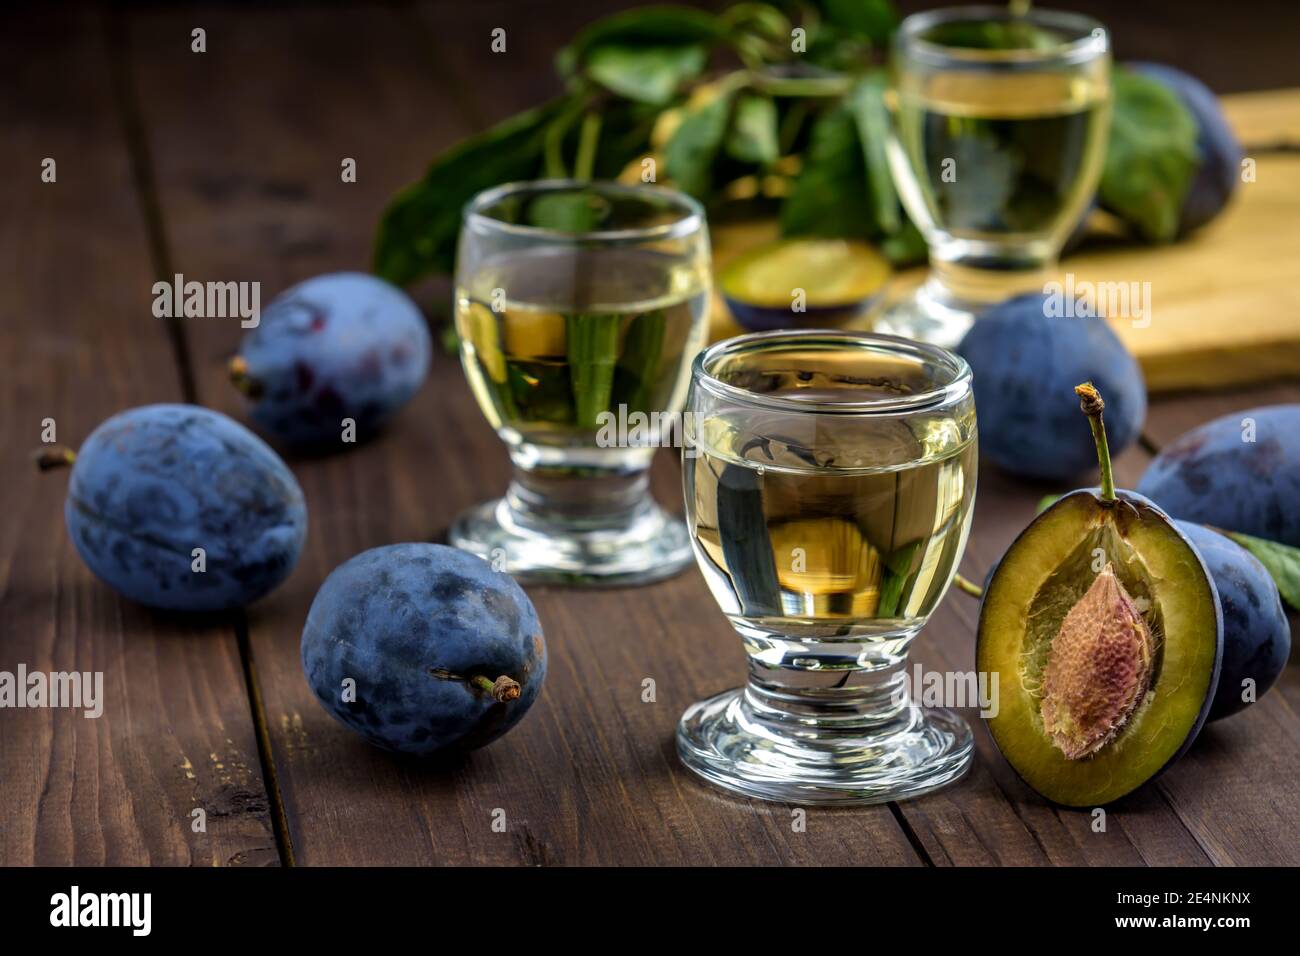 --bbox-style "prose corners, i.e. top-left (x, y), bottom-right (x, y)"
top-left (875, 5), bottom-right (1111, 346)
top-left (678, 330), bottom-right (977, 804)
top-left (450, 180), bottom-right (711, 585)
